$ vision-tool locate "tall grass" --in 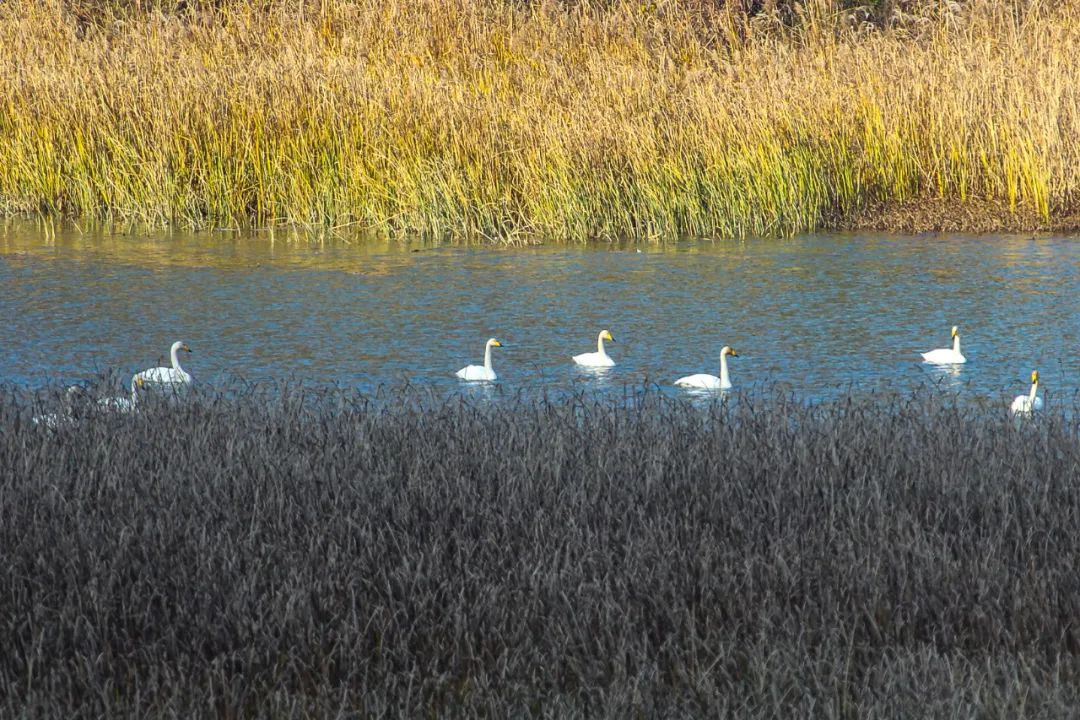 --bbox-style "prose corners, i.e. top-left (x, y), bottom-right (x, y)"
top-left (3, 384), bottom-right (1080, 716)
top-left (1, 0), bottom-right (1079, 240)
